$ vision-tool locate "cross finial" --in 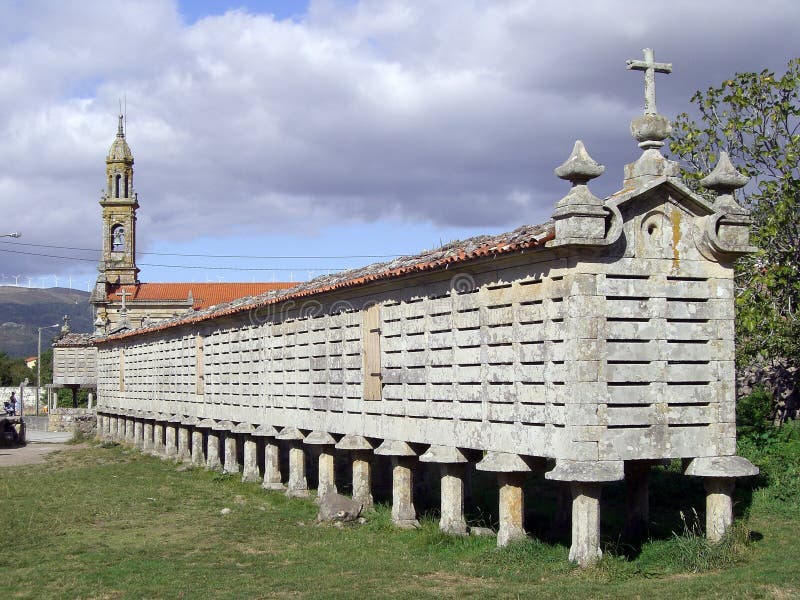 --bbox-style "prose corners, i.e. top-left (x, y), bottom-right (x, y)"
top-left (626, 48), bottom-right (672, 115)
top-left (115, 288), bottom-right (132, 311)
